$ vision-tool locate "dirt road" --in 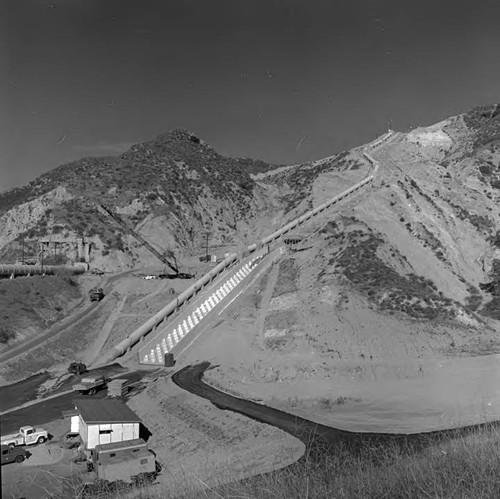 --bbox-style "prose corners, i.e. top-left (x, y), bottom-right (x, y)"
top-left (0, 270), bottom-right (133, 366)
top-left (172, 362), bottom-right (500, 459)
top-left (0, 368), bottom-right (154, 434)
